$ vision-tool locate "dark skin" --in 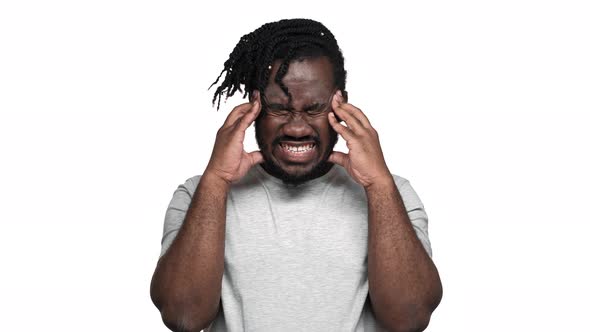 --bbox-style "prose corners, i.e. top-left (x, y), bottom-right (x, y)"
top-left (150, 56), bottom-right (442, 332)
top-left (255, 57), bottom-right (339, 184)
top-left (327, 87), bottom-right (443, 331)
